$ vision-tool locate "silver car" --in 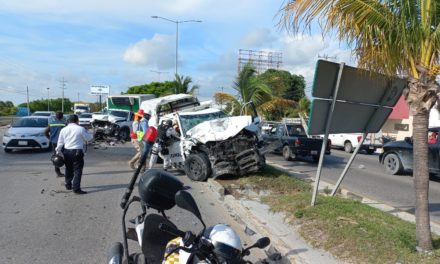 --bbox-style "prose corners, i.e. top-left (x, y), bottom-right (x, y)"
top-left (2, 116), bottom-right (50, 153)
